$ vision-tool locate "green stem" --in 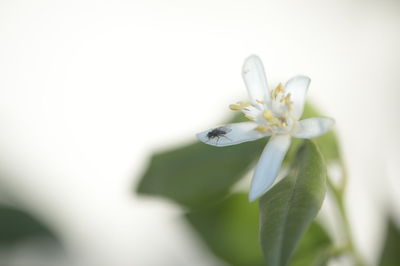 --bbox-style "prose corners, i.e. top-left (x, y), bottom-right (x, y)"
top-left (326, 161), bottom-right (366, 266)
